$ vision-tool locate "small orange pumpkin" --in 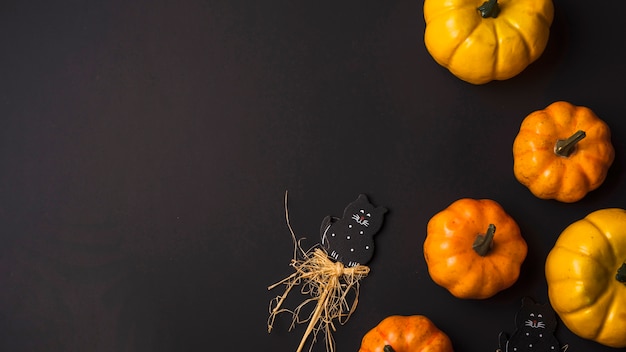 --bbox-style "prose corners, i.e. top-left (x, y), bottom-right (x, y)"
top-left (359, 315), bottom-right (454, 352)
top-left (424, 198), bottom-right (527, 299)
top-left (513, 101), bottom-right (615, 203)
